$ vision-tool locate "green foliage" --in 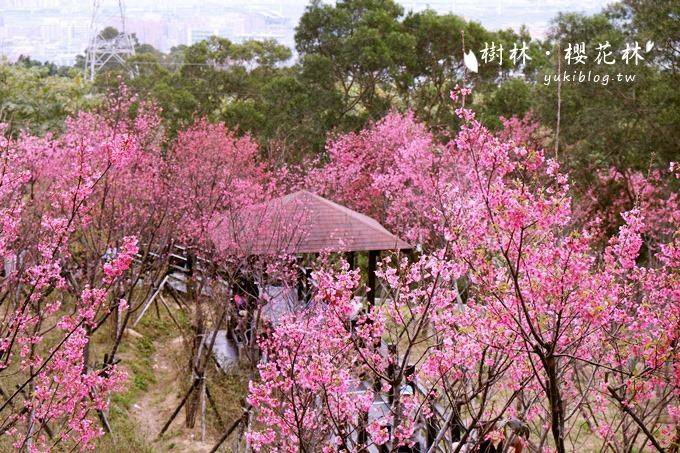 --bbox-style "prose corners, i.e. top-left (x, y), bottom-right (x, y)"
top-left (4, 0), bottom-right (677, 171)
top-left (531, 0), bottom-right (680, 173)
top-left (294, 1), bottom-right (527, 135)
top-left (0, 61), bottom-right (95, 134)
top-left (77, 0), bottom-right (534, 158)
top-left (399, 11), bottom-right (522, 129)
top-left (295, 0), bottom-right (413, 125)
top-left (481, 78), bottom-right (532, 128)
